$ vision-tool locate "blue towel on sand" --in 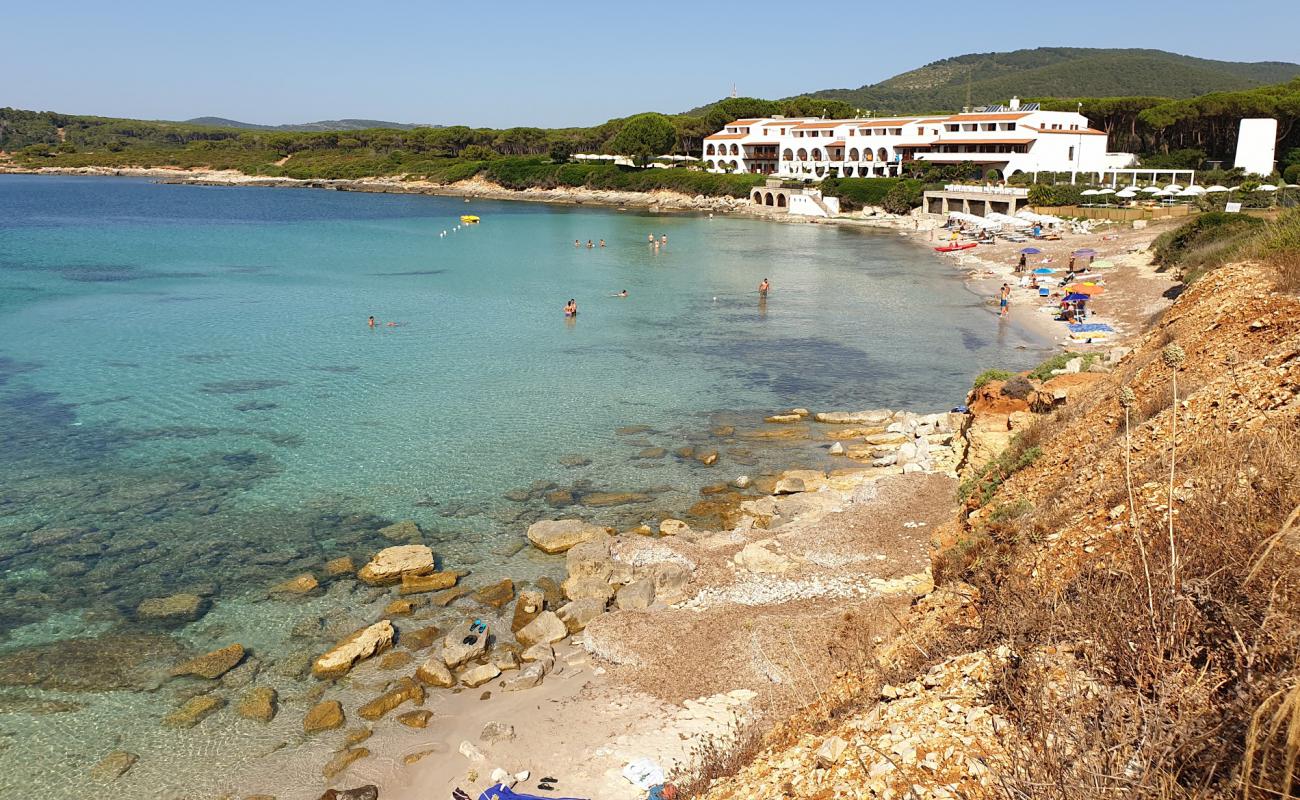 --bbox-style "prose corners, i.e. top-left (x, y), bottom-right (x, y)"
top-left (1068, 323), bottom-right (1115, 333)
top-left (477, 784), bottom-right (589, 800)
